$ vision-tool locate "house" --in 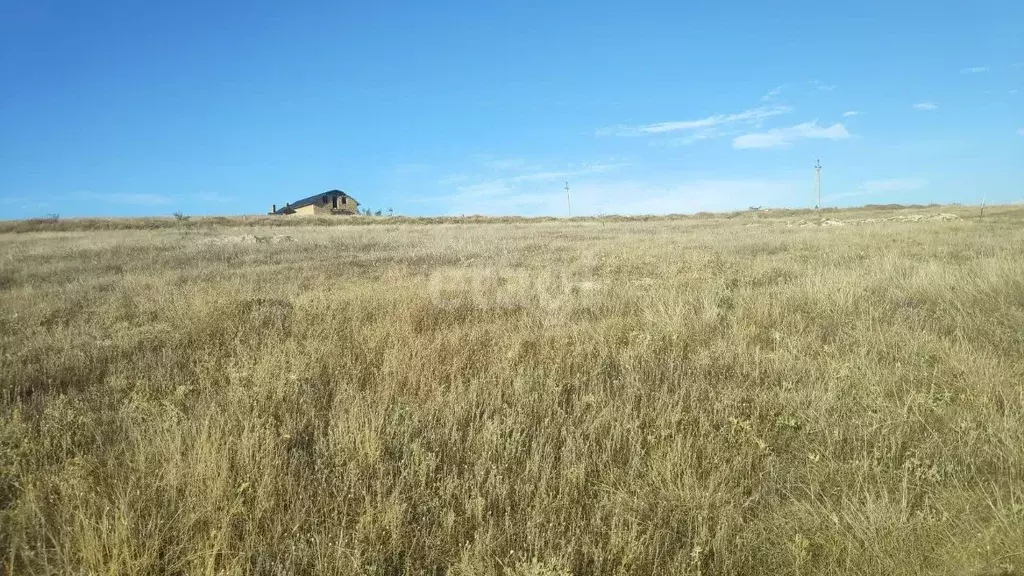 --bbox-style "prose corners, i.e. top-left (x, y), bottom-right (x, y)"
top-left (270, 190), bottom-right (359, 215)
